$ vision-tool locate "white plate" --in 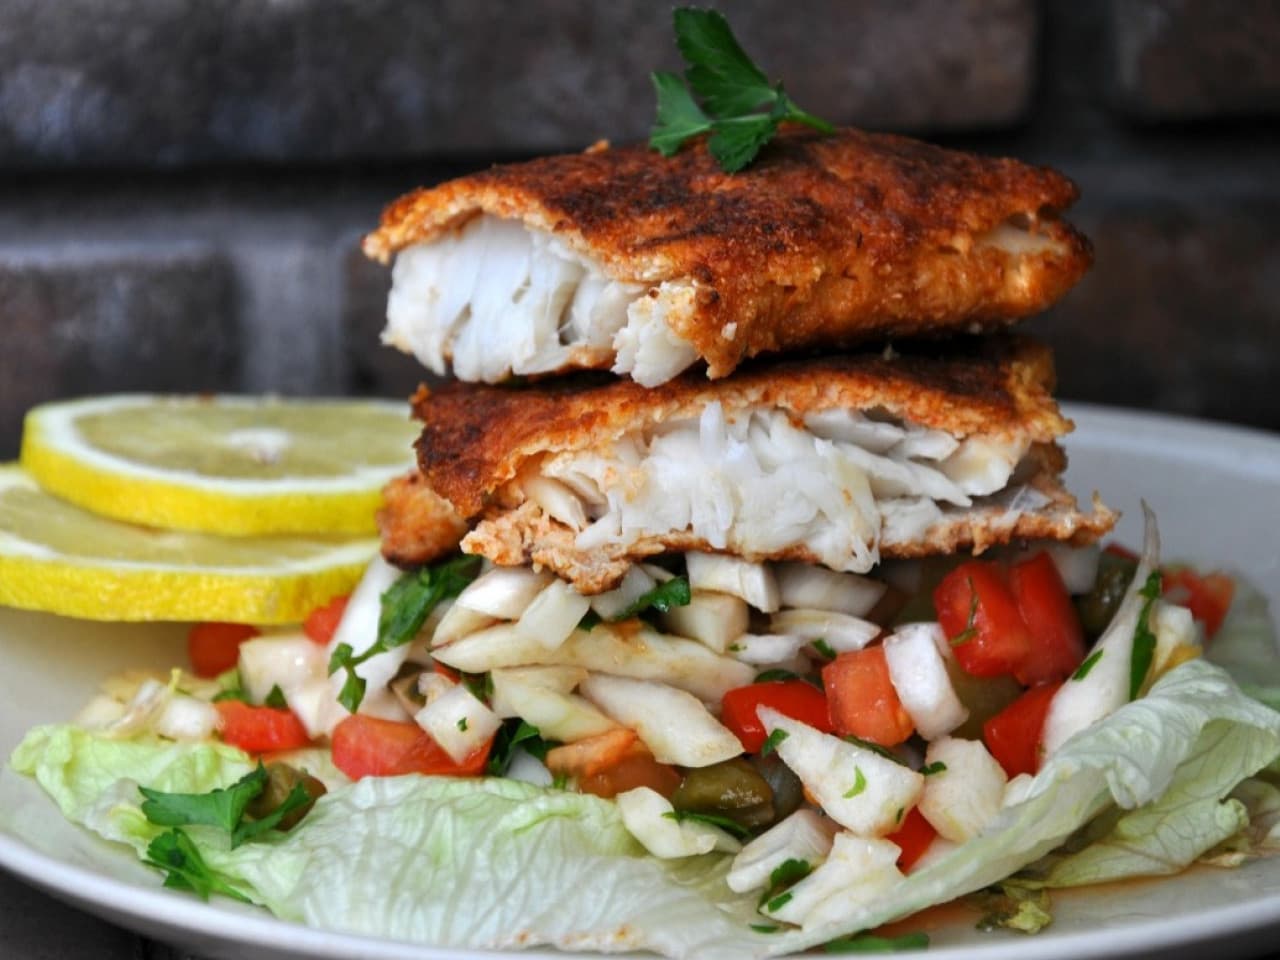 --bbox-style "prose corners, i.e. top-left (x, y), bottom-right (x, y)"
top-left (1, 403), bottom-right (1279, 960)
